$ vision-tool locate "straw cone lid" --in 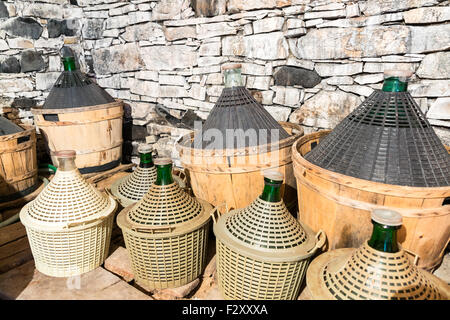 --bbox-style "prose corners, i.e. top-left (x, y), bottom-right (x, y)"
top-left (214, 196), bottom-right (321, 263)
top-left (304, 88), bottom-right (450, 187)
top-left (0, 116), bottom-right (23, 136)
top-left (306, 242), bottom-right (450, 300)
top-left (20, 155), bottom-right (116, 230)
